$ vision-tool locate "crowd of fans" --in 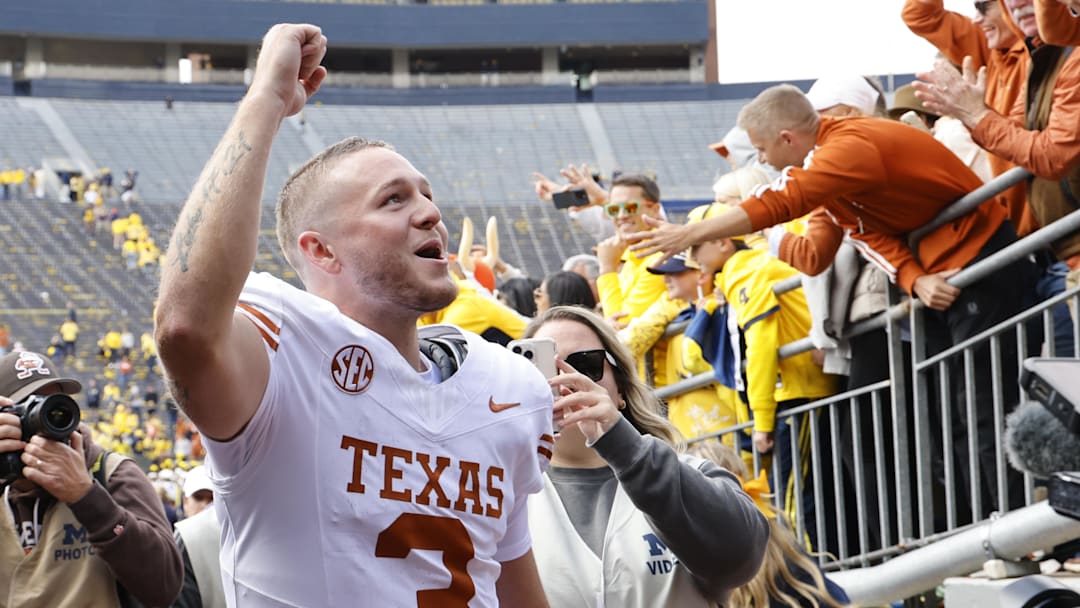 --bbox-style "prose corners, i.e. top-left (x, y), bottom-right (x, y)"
top-left (4, 1), bottom-right (1080, 604)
